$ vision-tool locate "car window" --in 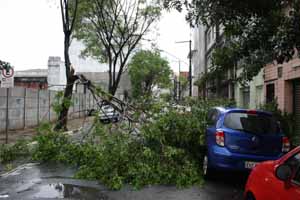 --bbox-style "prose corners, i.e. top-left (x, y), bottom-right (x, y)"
top-left (286, 152), bottom-right (300, 169)
top-left (208, 109), bottom-right (219, 126)
top-left (286, 152), bottom-right (300, 183)
top-left (294, 167), bottom-right (300, 183)
top-left (223, 112), bottom-right (279, 134)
